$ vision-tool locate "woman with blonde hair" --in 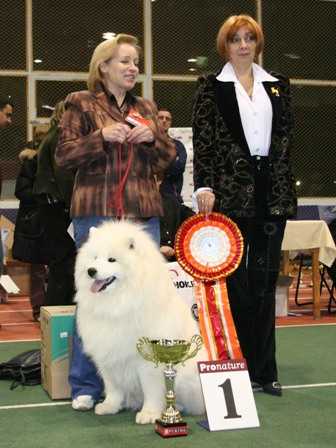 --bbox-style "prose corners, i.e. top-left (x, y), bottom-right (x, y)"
top-left (14, 101), bottom-right (76, 319)
top-left (192, 15), bottom-right (297, 396)
top-left (33, 101), bottom-right (76, 308)
top-left (56, 34), bottom-right (176, 411)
